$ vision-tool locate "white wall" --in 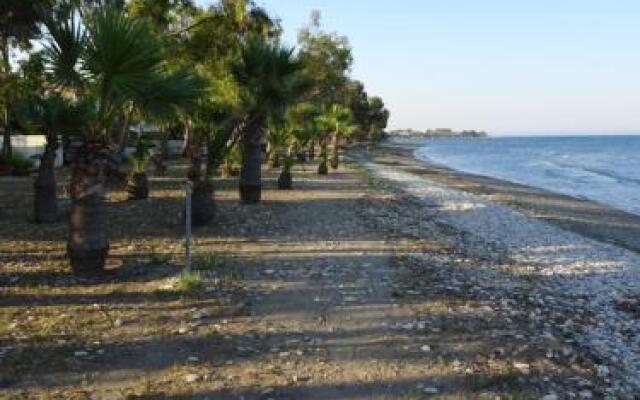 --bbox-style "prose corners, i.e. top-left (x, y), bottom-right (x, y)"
top-left (1, 136), bottom-right (185, 168)
top-left (0, 135), bottom-right (64, 167)
top-left (166, 140), bottom-right (184, 156)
